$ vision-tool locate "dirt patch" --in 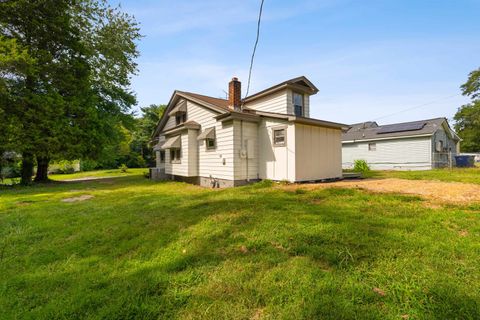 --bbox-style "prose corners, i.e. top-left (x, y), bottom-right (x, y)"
top-left (61, 195), bottom-right (94, 203)
top-left (251, 308), bottom-right (265, 320)
top-left (15, 201), bottom-right (33, 207)
top-left (459, 230), bottom-right (469, 237)
top-left (284, 178), bottom-right (480, 205)
top-left (64, 176), bottom-right (115, 181)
